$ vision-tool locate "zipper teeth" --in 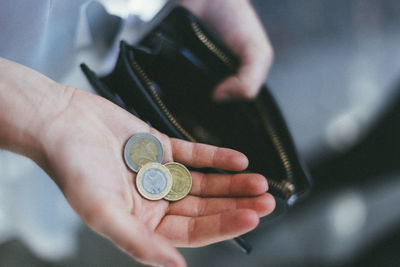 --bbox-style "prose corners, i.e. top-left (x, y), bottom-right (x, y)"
top-left (257, 102), bottom-right (293, 181)
top-left (190, 21), bottom-right (234, 69)
top-left (271, 131), bottom-right (293, 181)
top-left (268, 179), bottom-right (285, 192)
top-left (268, 179), bottom-right (295, 198)
top-left (131, 61), bottom-right (197, 143)
top-left (190, 20), bottom-right (296, 199)
top-left (255, 101), bottom-right (295, 199)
